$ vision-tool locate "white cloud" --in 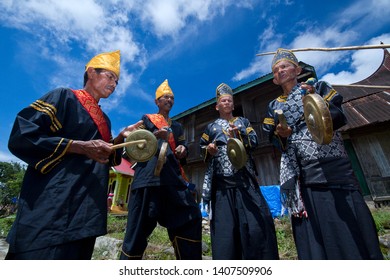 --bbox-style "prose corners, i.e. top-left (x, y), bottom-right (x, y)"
top-left (2, 0), bottom-right (104, 37)
top-left (235, 0), bottom-right (390, 85)
top-left (0, 0), bottom-right (142, 102)
top-left (288, 27), bottom-right (357, 71)
top-left (137, 0), bottom-right (256, 37)
top-left (0, 0), bottom-right (254, 111)
top-left (321, 34), bottom-right (390, 85)
top-left (233, 20), bottom-right (282, 81)
top-left (143, 0), bottom-right (187, 36)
